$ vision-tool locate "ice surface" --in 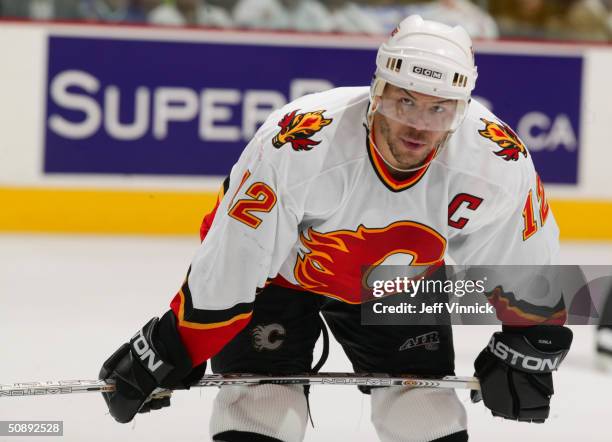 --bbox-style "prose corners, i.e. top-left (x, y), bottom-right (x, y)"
top-left (1, 235), bottom-right (611, 441)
